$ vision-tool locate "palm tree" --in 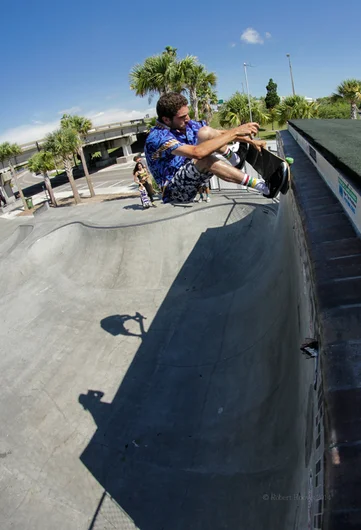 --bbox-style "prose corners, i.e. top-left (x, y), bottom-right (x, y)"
top-left (218, 92), bottom-right (269, 128)
top-left (198, 85), bottom-right (218, 124)
top-left (163, 46), bottom-right (177, 57)
top-left (27, 151), bottom-right (57, 207)
top-left (267, 106), bottom-right (279, 130)
top-left (44, 128), bottom-right (82, 204)
top-left (129, 51), bottom-right (178, 102)
top-left (277, 95), bottom-right (319, 126)
top-left (332, 79), bottom-right (361, 119)
top-left (61, 114), bottom-right (95, 196)
top-left (176, 57), bottom-right (217, 121)
top-left (0, 142), bottom-right (28, 210)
